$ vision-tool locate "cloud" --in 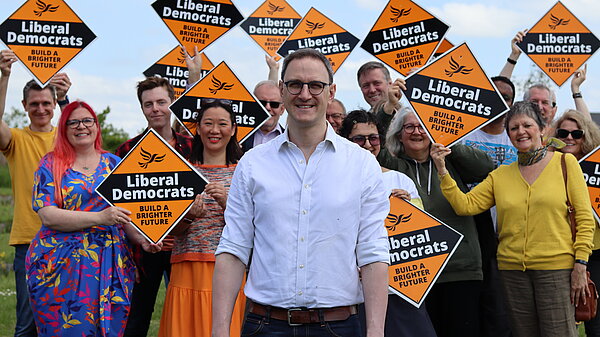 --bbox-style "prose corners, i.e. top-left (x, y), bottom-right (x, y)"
top-left (354, 0), bottom-right (387, 11)
top-left (428, 3), bottom-right (526, 38)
